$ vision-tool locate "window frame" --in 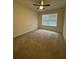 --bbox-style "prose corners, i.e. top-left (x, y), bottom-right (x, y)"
top-left (42, 13), bottom-right (58, 27)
